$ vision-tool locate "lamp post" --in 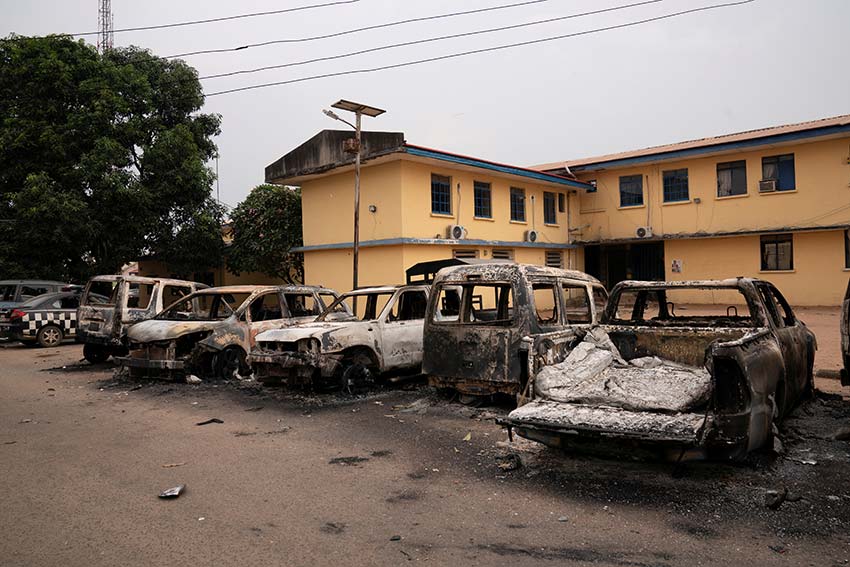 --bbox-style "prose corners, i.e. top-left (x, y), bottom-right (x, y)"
top-left (323, 99), bottom-right (385, 294)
